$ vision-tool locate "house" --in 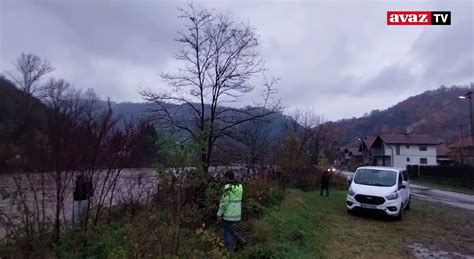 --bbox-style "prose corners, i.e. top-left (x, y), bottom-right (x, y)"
top-left (339, 141), bottom-right (363, 170)
top-left (359, 136), bottom-right (376, 165)
top-left (436, 144), bottom-right (455, 166)
top-left (362, 134), bottom-right (440, 169)
top-left (449, 136), bottom-right (474, 165)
